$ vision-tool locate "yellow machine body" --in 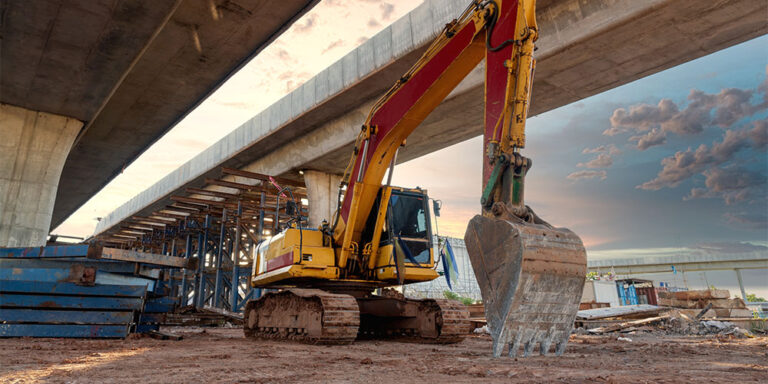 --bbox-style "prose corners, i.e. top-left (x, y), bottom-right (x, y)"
top-left (251, 186), bottom-right (438, 289)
